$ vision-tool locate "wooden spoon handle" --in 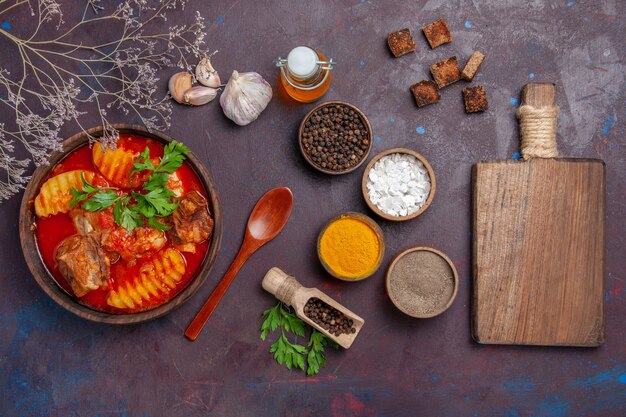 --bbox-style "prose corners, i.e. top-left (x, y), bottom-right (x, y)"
top-left (184, 246), bottom-right (252, 341)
